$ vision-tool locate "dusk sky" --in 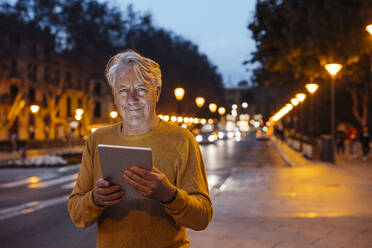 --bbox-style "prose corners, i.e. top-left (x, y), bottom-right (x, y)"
top-left (108, 0), bottom-right (257, 88)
